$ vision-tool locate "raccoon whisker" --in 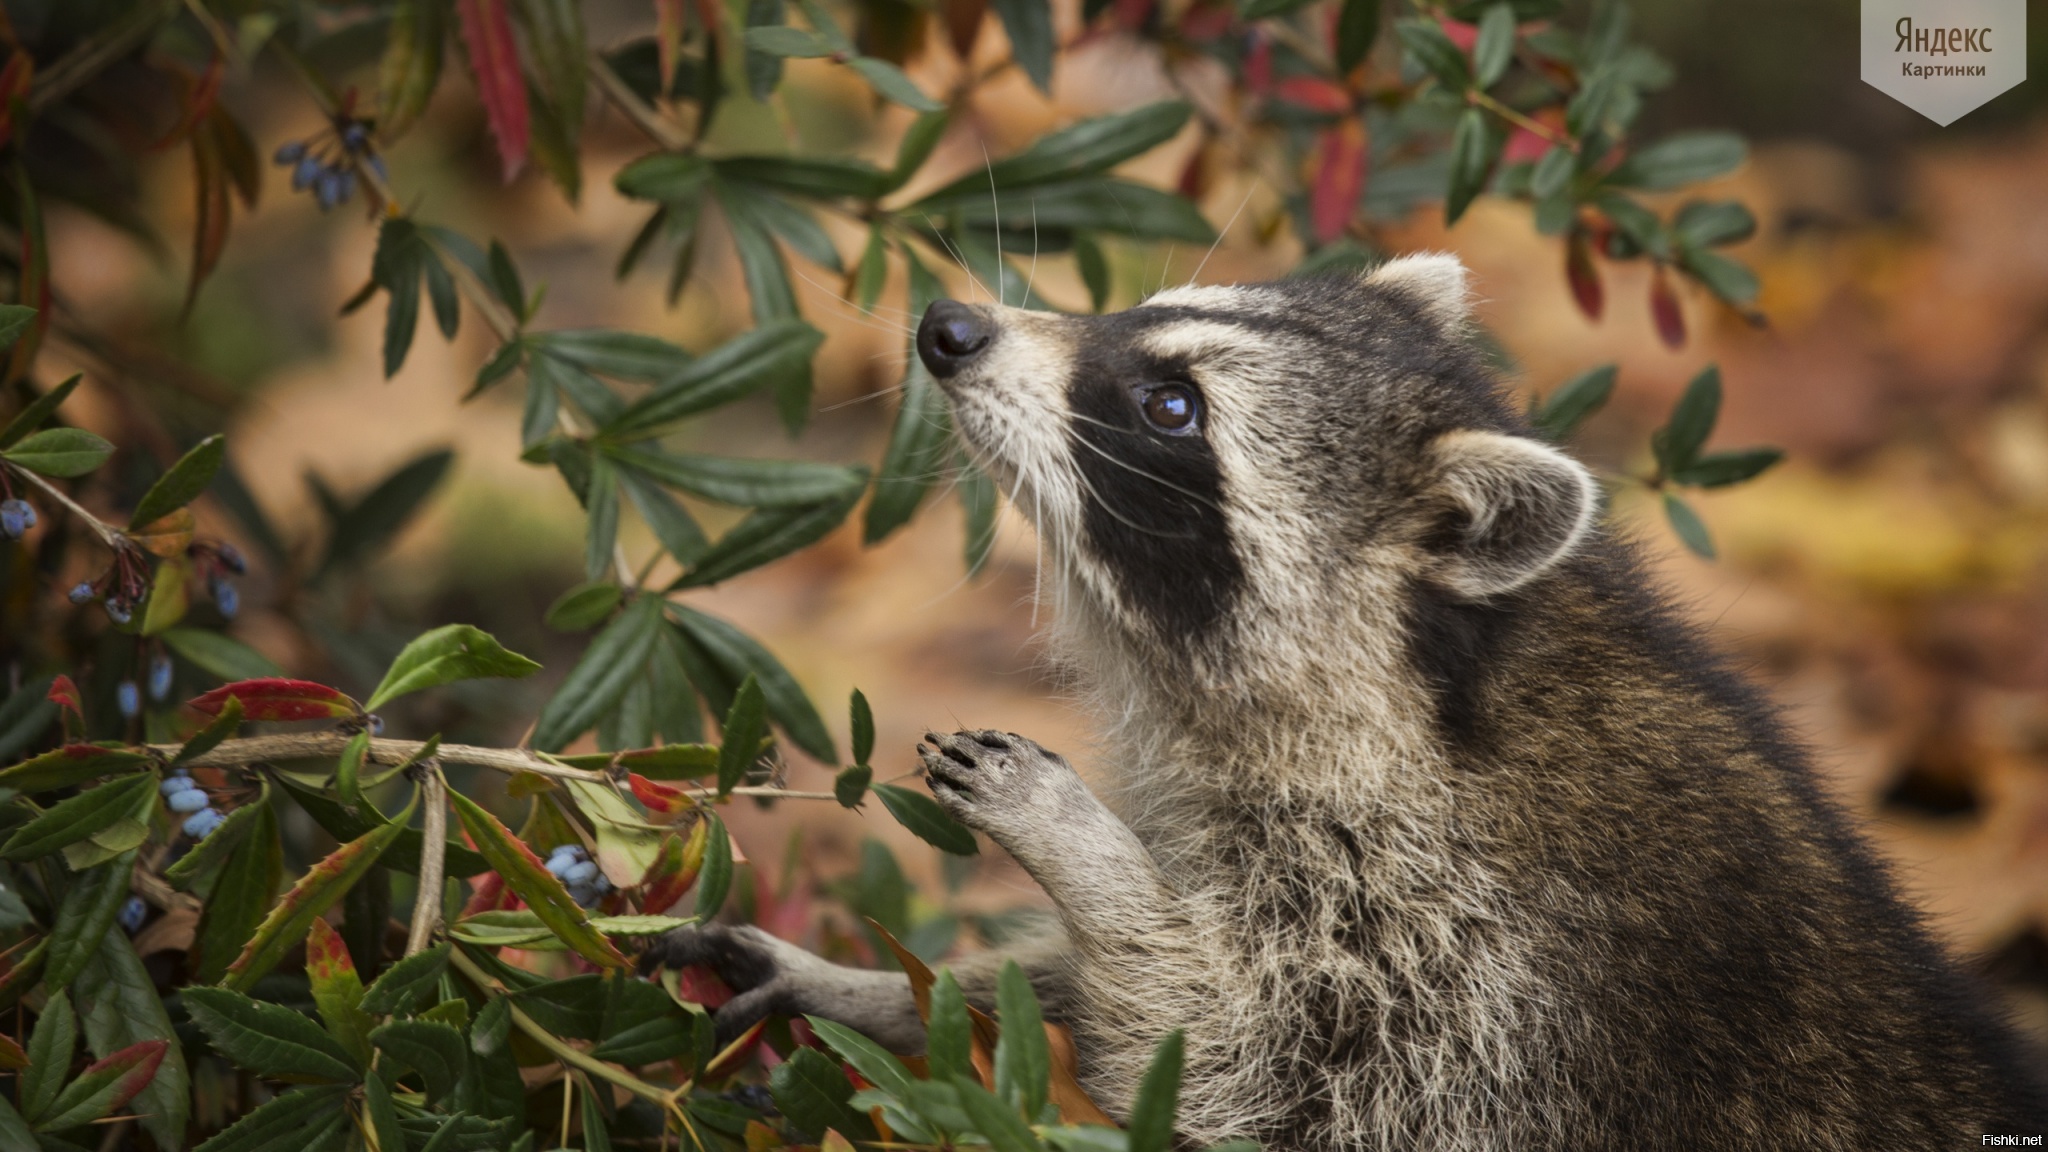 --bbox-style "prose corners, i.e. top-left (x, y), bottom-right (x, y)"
top-left (920, 215), bottom-right (989, 304)
top-left (788, 268), bottom-right (916, 337)
top-left (1067, 455), bottom-right (1200, 540)
top-left (1023, 203), bottom-right (1042, 306)
top-left (1069, 428), bottom-right (1227, 513)
top-left (983, 142), bottom-right (1003, 308)
top-left (1189, 184), bottom-right (1257, 287)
